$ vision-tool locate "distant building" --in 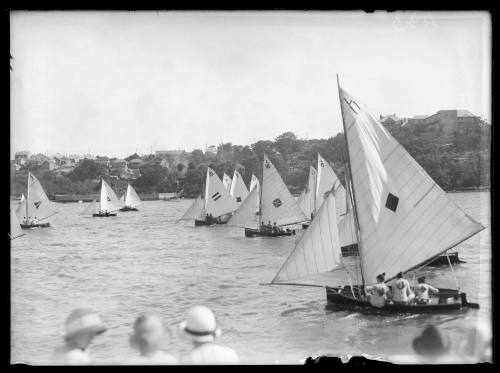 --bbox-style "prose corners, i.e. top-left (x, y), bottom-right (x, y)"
top-left (53, 165), bottom-right (75, 175)
top-left (155, 150), bottom-right (186, 158)
top-left (128, 158), bottom-right (145, 169)
top-left (41, 159), bottom-right (57, 171)
top-left (424, 110), bottom-right (481, 135)
top-left (109, 158), bottom-right (127, 169)
top-left (14, 151), bottom-right (30, 165)
top-left (404, 115), bottom-right (428, 127)
top-left (94, 156), bottom-right (110, 167)
top-left (205, 145), bottom-right (218, 155)
top-left (380, 114), bottom-right (404, 129)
